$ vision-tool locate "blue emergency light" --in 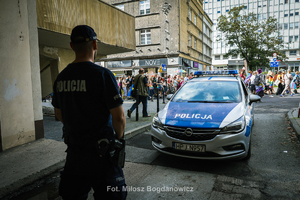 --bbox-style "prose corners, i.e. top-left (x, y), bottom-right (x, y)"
top-left (194, 70), bottom-right (238, 76)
